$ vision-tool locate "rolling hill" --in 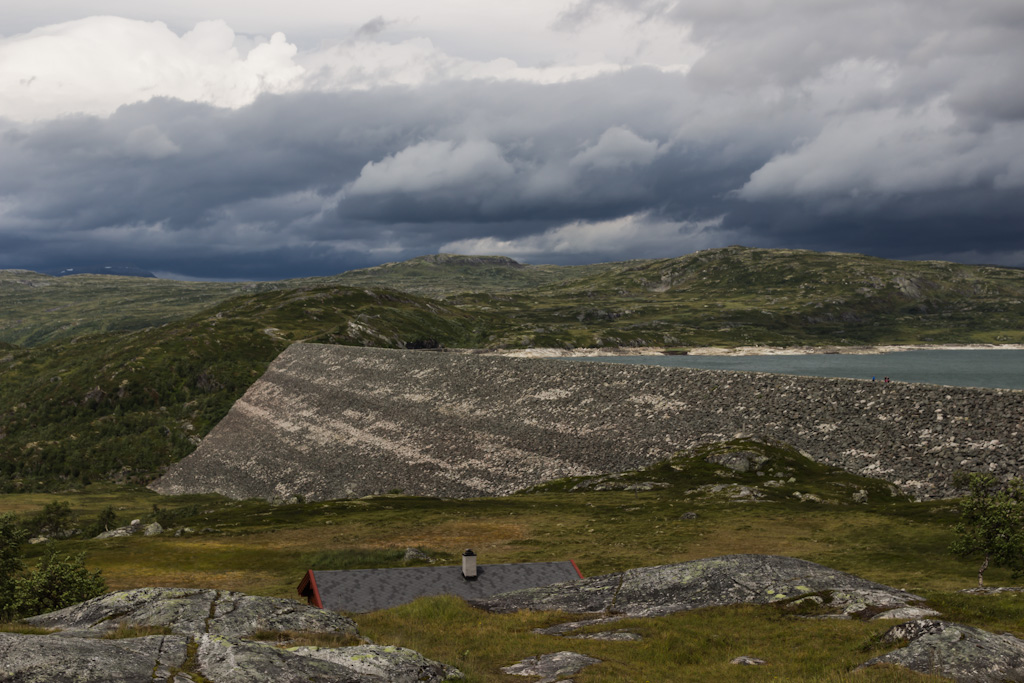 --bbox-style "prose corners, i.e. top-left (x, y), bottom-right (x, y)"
top-left (2, 246), bottom-right (1024, 490)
